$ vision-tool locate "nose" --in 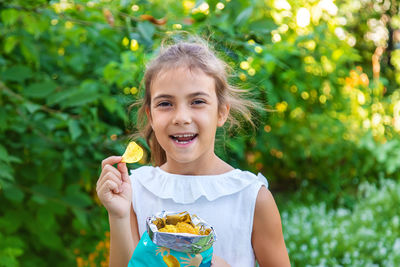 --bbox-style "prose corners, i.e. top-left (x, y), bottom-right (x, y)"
top-left (172, 105), bottom-right (192, 125)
